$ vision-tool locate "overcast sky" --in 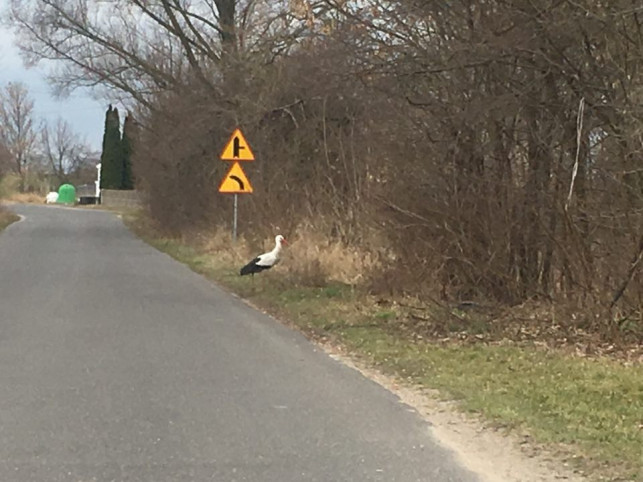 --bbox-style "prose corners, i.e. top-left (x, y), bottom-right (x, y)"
top-left (0, 1), bottom-right (107, 152)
